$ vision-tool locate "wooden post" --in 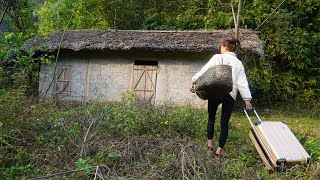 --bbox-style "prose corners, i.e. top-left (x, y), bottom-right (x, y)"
top-left (235, 0), bottom-right (242, 40)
